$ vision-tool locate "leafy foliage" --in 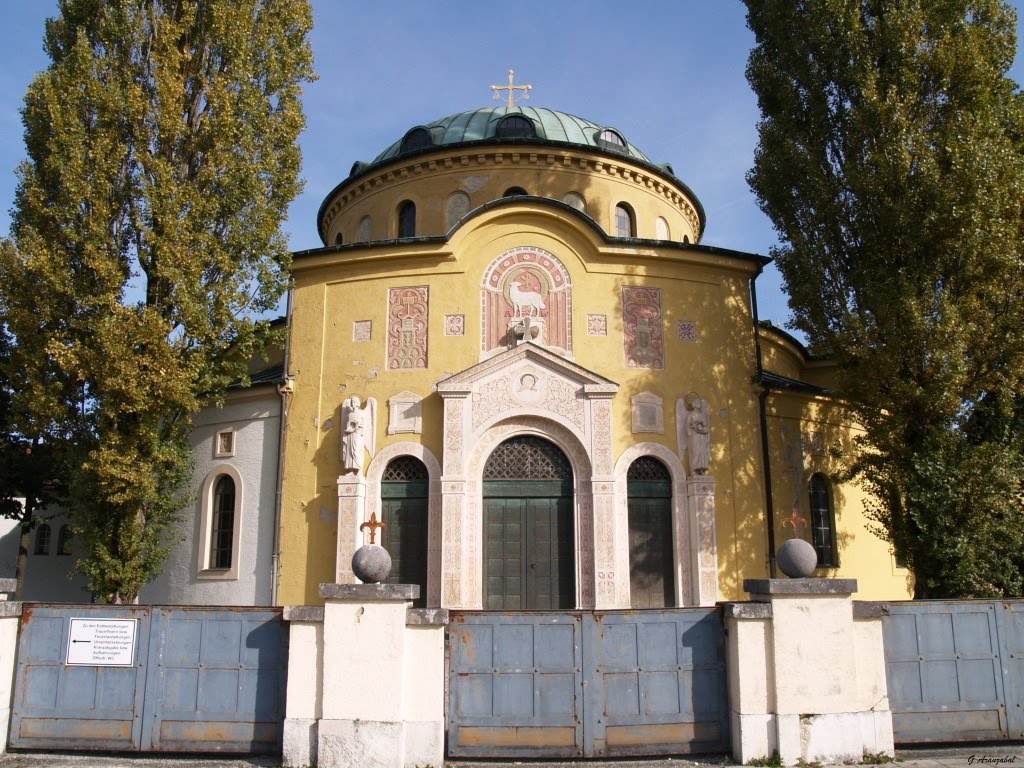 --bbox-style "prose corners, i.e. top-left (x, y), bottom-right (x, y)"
top-left (744, 0), bottom-right (1024, 596)
top-left (0, 0), bottom-right (314, 602)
